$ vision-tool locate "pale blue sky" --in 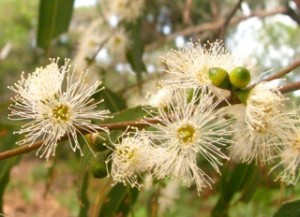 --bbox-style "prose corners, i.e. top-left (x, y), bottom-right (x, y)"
top-left (74, 0), bottom-right (96, 8)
